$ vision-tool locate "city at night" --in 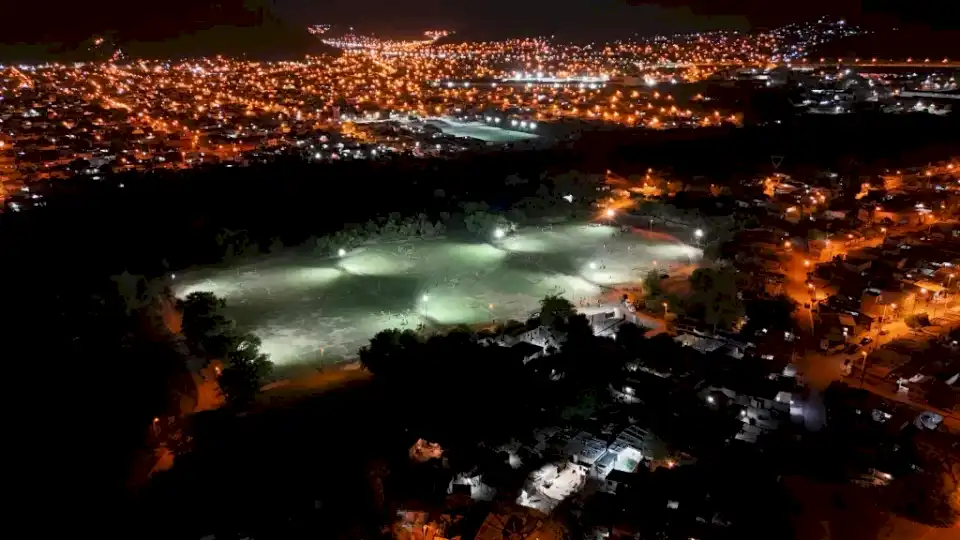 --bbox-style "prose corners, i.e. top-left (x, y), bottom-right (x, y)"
top-left (4, 2), bottom-right (958, 539)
